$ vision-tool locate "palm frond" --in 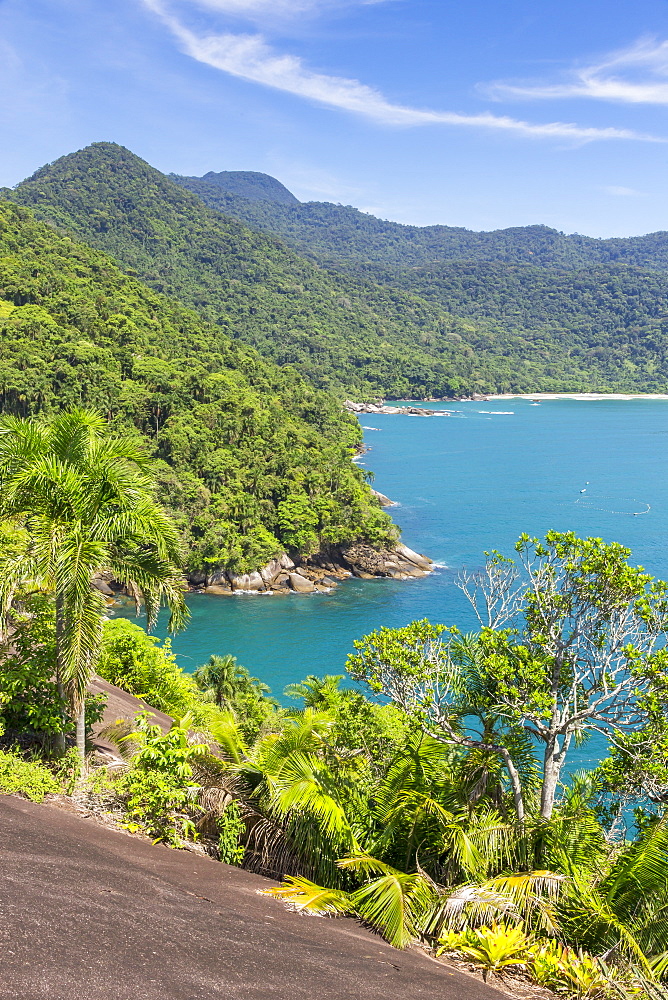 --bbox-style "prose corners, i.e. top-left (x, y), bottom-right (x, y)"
top-left (263, 876), bottom-right (352, 916)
